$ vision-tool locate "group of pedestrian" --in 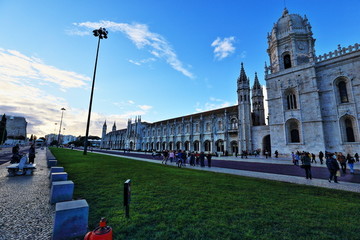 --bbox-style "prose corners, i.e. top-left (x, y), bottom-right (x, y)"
top-left (159, 150), bottom-right (213, 168)
top-left (295, 150), bottom-right (358, 183)
top-left (11, 144), bottom-right (36, 164)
